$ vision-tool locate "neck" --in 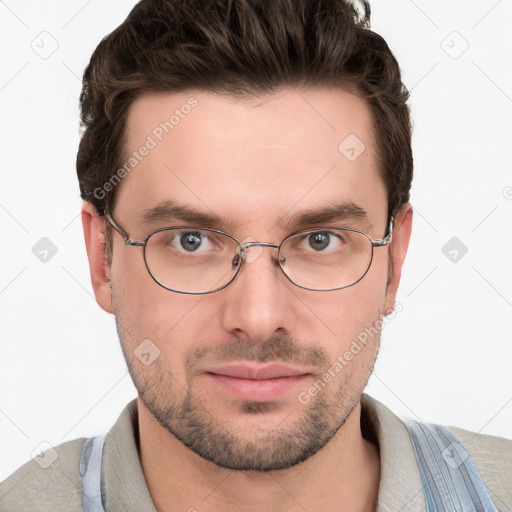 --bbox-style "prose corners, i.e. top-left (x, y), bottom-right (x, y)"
top-left (138, 397), bottom-right (380, 512)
